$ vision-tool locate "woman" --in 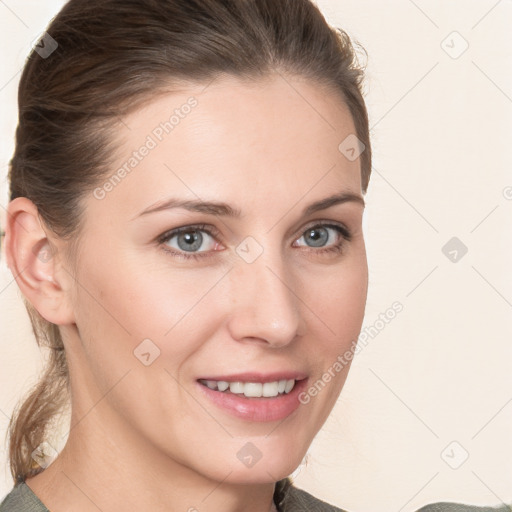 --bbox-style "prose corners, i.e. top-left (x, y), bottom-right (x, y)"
top-left (0, 1), bottom-right (509, 511)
